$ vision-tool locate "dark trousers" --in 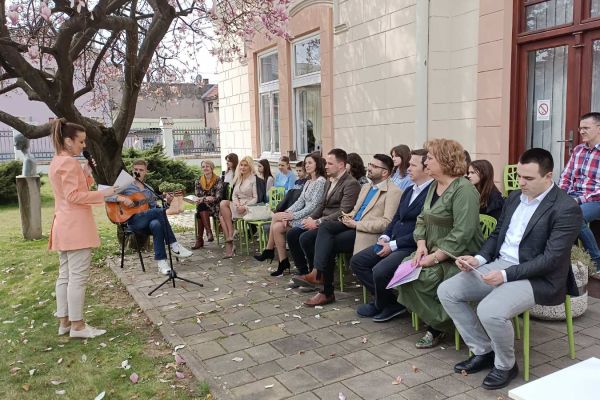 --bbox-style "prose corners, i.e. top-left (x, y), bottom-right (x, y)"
top-left (310, 221), bottom-right (356, 295)
top-left (287, 226), bottom-right (309, 273)
top-left (350, 246), bottom-right (412, 310)
top-left (128, 207), bottom-right (177, 261)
